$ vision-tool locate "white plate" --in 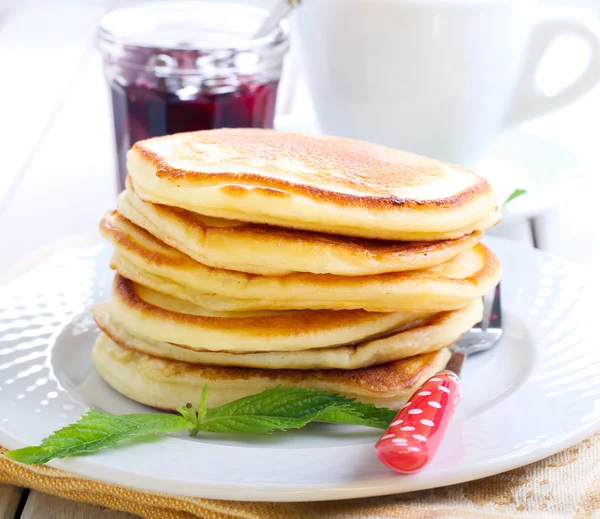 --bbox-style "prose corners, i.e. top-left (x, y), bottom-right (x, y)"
top-left (275, 114), bottom-right (589, 225)
top-left (0, 237), bottom-right (598, 501)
